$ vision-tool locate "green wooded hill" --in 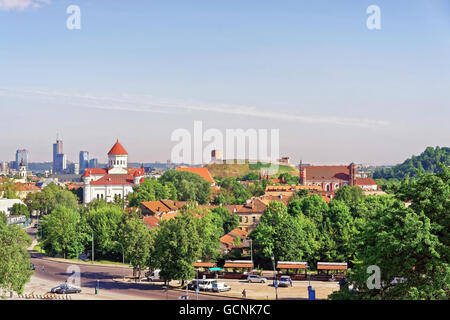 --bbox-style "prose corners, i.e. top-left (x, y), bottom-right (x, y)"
top-left (373, 146), bottom-right (450, 180)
